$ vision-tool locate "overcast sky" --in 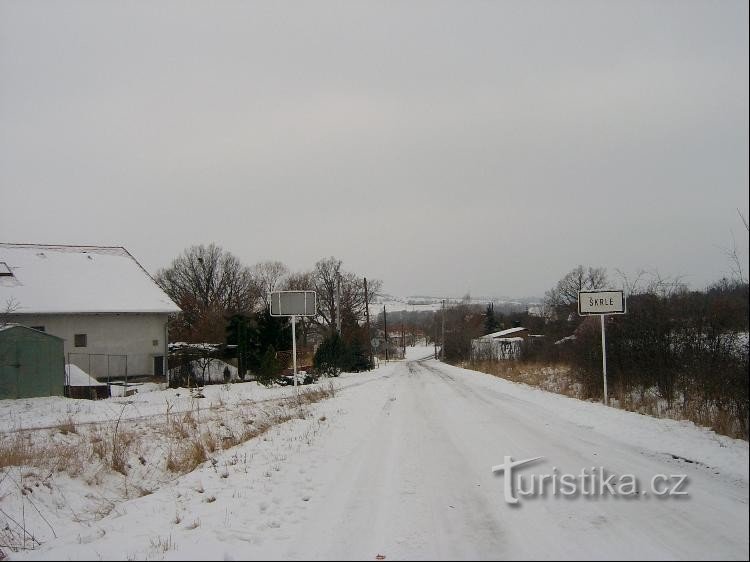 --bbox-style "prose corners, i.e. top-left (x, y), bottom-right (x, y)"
top-left (1, 0), bottom-right (747, 299)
